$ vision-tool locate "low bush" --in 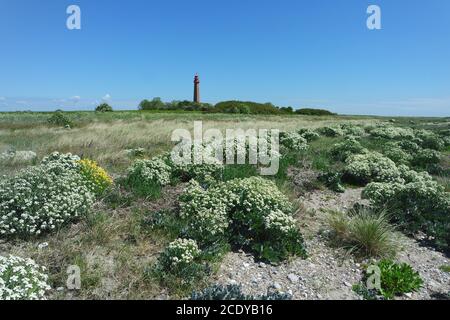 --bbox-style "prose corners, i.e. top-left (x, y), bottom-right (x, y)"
top-left (356, 260), bottom-right (423, 300)
top-left (297, 128), bottom-right (320, 142)
top-left (340, 124), bottom-right (366, 136)
top-left (414, 129), bottom-right (445, 150)
top-left (327, 207), bottom-right (398, 258)
top-left (47, 111), bottom-right (72, 127)
top-left (191, 284), bottom-right (292, 300)
top-left (78, 159), bottom-right (113, 195)
top-left (331, 137), bottom-right (367, 161)
top-left (363, 169), bottom-right (450, 251)
top-left (381, 142), bottom-right (413, 165)
top-left (318, 171), bottom-right (345, 193)
top-left (0, 154), bottom-right (94, 238)
top-left (0, 255), bottom-right (51, 300)
top-left (151, 238), bottom-right (210, 294)
top-left (317, 126), bottom-right (344, 137)
top-left (178, 177), bottom-right (306, 263)
top-left (124, 158), bottom-right (171, 197)
top-left (280, 132), bottom-right (309, 152)
top-left (369, 126), bottom-right (414, 140)
top-left (344, 152), bottom-right (402, 184)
